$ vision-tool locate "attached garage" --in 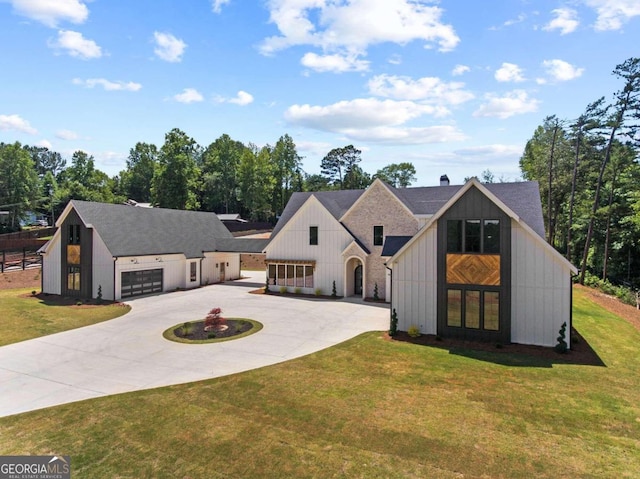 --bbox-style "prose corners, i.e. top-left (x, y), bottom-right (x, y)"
top-left (120, 269), bottom-right (163, 298)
